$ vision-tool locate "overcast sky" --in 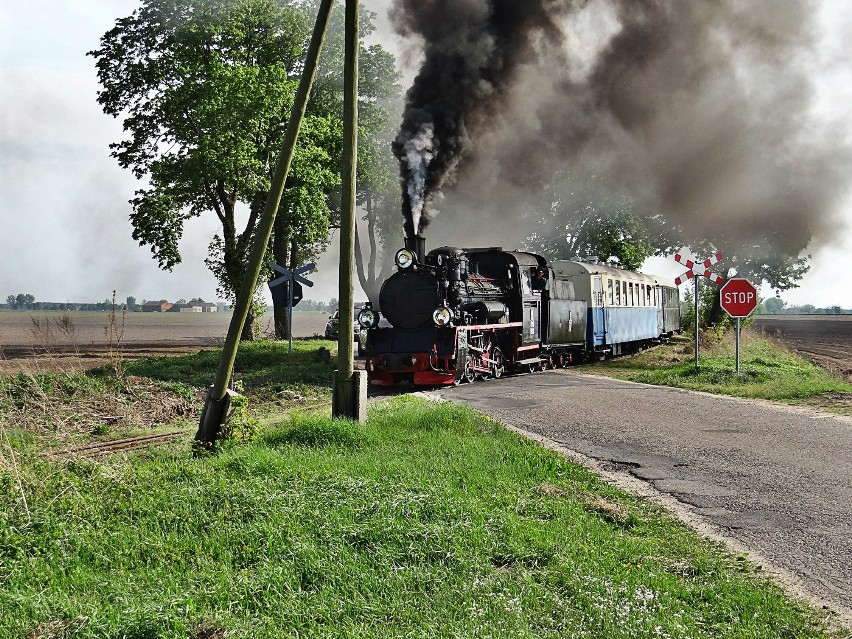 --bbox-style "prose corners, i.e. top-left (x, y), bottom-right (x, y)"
top-left (1, 0), bottom-right (850, 308)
